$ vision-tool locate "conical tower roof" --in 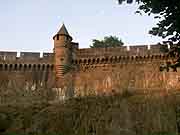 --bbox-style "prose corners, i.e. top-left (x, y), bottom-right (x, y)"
top-left (57, 24), bottom-right (70, 36)
top-left (53, 24), bottom-right (72, 40)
